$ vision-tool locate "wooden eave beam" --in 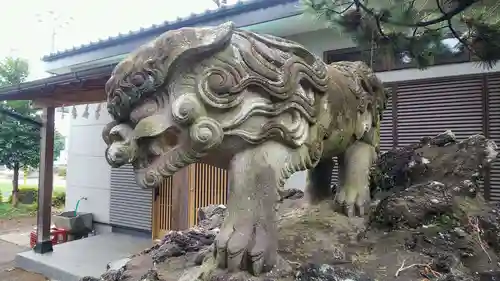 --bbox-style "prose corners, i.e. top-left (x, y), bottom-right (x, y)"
top-left (31, 88), bottom-right (107, 108)
top-left (0, 76), bottom-right (109, 107)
